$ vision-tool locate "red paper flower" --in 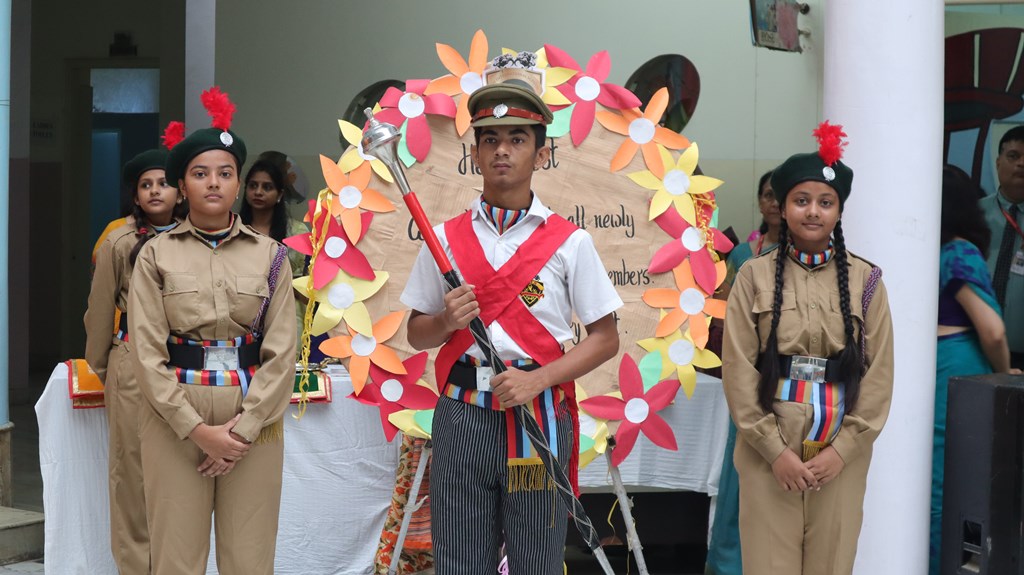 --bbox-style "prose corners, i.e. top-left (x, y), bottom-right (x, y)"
top-left (284, 204), bottom-right (374, 290)
top-left (650, 211), bottom-right (733, 294)
top-left (579, 353), bottom-right (679, 466)
top-left (544, 44), bottom-right (641, 147)
top-left (354, 352), bottom-right (439, 441)
top-left (376, 79), bottom-right (456, 163)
